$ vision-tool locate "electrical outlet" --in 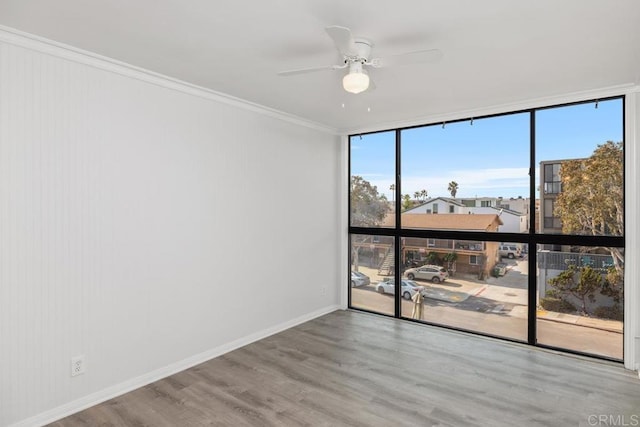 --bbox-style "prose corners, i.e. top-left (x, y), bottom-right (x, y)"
top-left (71, 355), bottom-right (86, 377)
top-left (320, 286), bottom-right (326, 296)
